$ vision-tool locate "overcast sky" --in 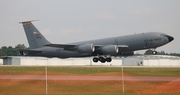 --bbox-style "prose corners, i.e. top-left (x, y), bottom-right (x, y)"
top-left (0, 0), bottom-right (179, 53)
